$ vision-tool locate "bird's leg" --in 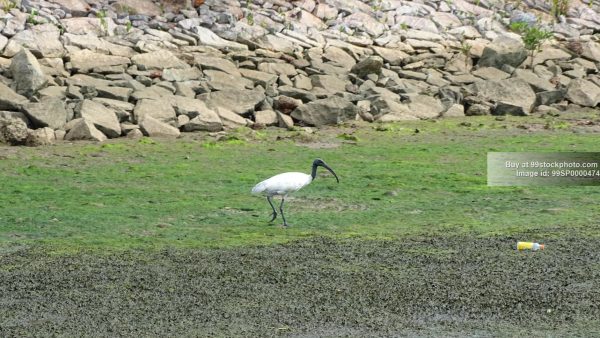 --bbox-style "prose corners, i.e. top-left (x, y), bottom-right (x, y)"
top-left (279, 197), bottom-right (288, 227)
top-left (267, 196), bottom-right (277, 222)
